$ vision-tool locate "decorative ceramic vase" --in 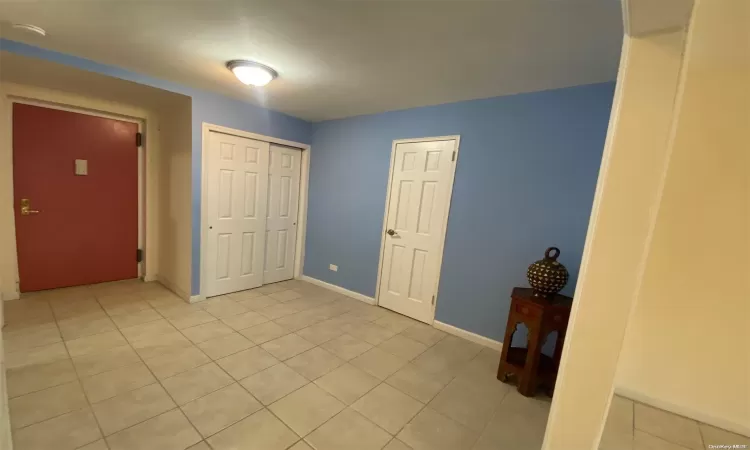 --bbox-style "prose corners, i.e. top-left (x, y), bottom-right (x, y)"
top-left (527, 247), bottom-right (569, 297)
